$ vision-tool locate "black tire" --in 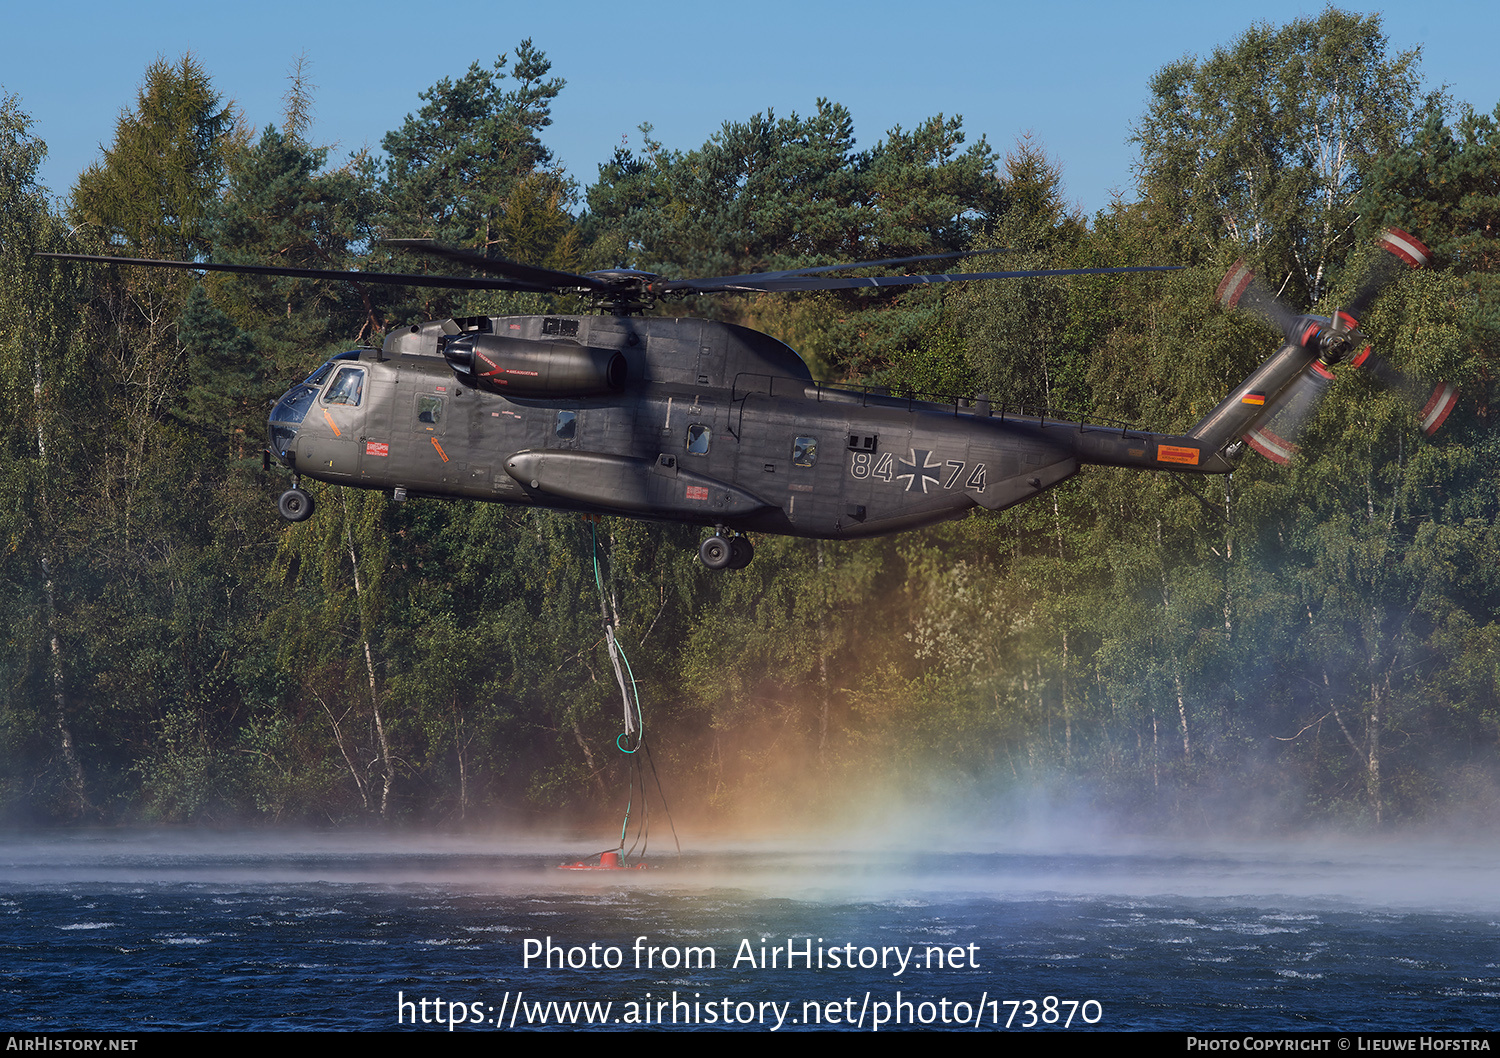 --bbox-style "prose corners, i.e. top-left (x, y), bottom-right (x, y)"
top-left (699, 535), bottom-right (732, 570)
top-left (728, 536), bottom-right (754, 569)
top-left (278, 488), bottom-right (315, 522)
